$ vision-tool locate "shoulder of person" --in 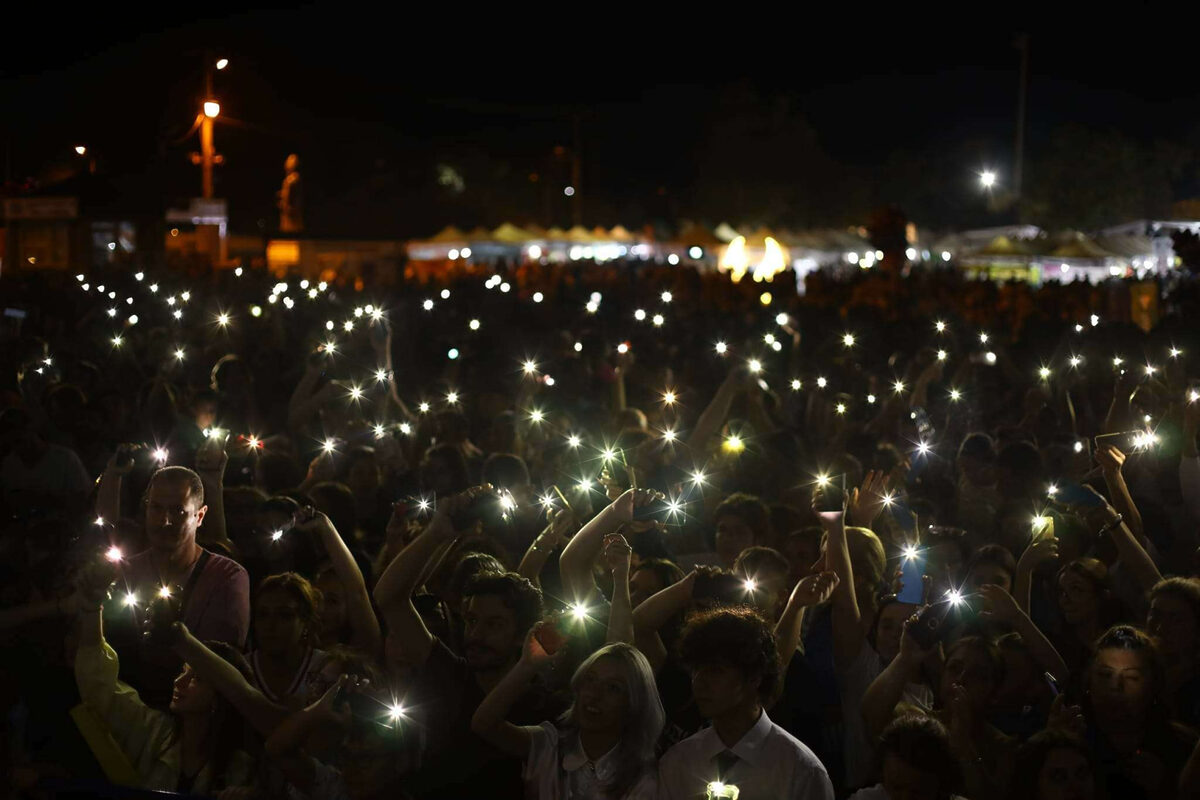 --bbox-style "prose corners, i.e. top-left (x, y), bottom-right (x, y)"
top-left (199, 550), bottom-right (249, 580)
top-left (766, 718), bottom-right (825, 766)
